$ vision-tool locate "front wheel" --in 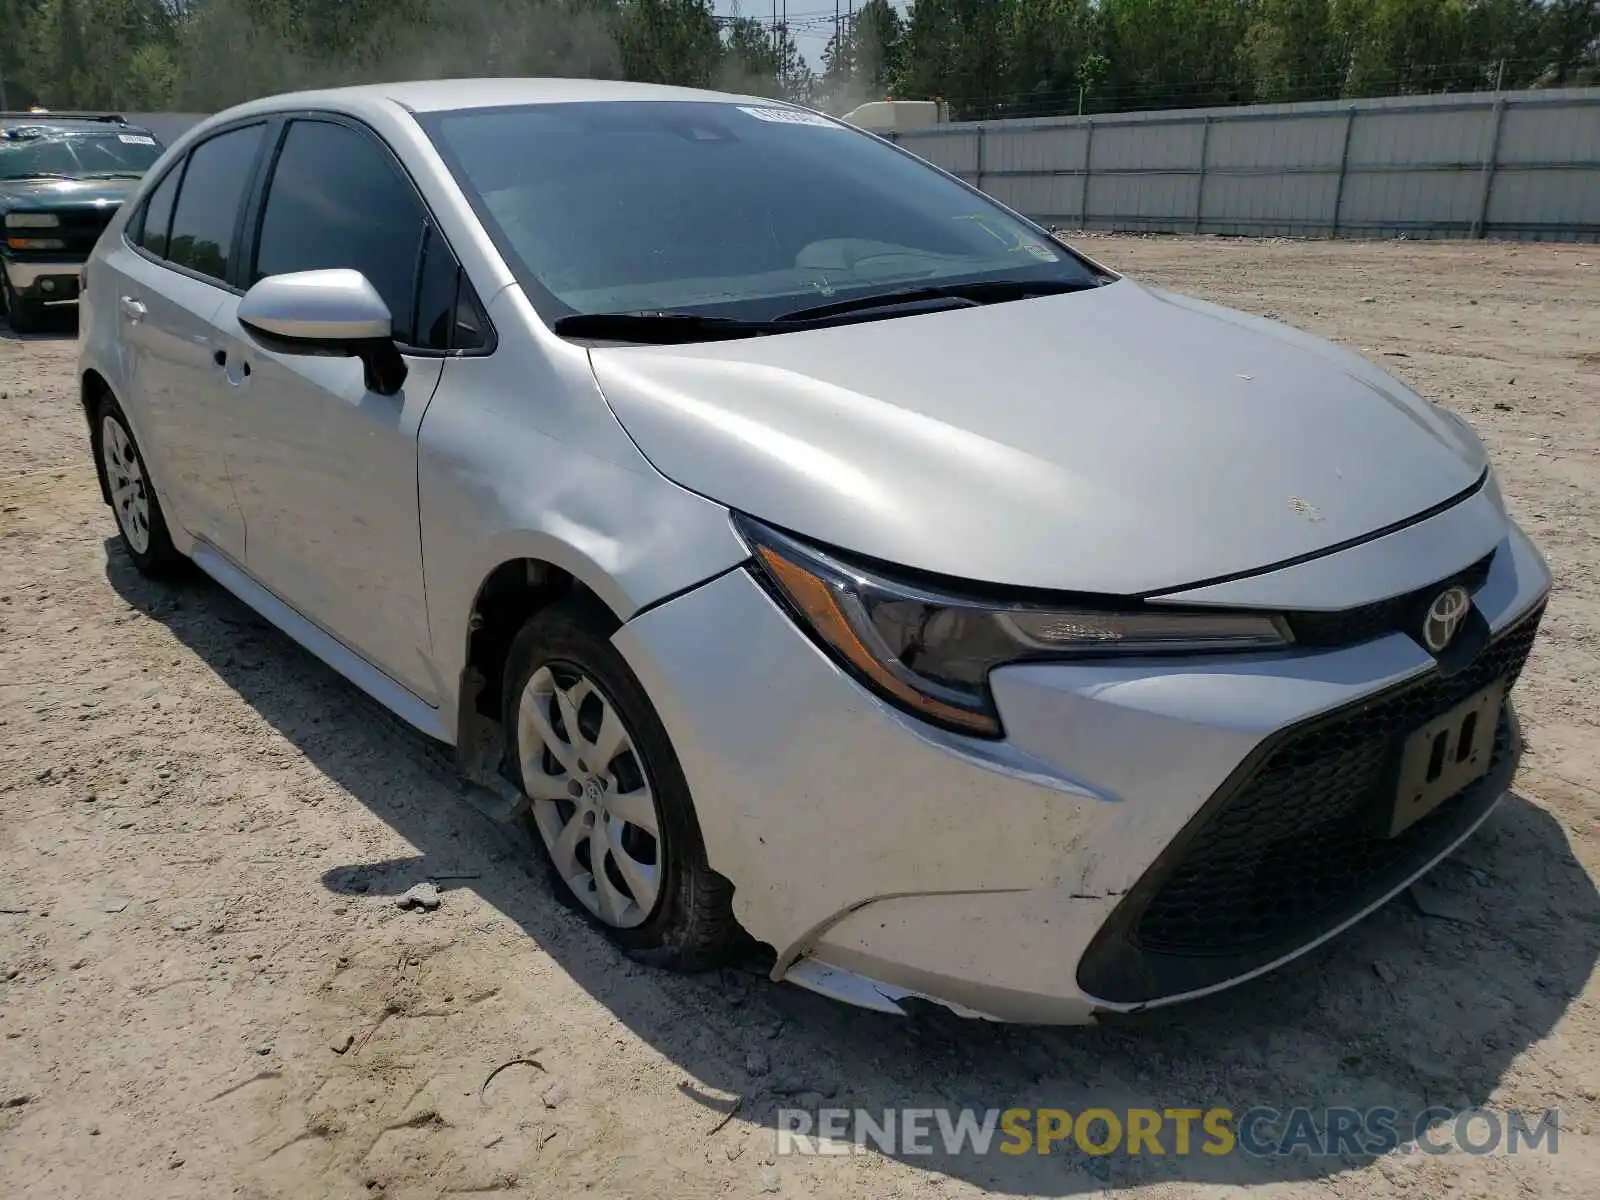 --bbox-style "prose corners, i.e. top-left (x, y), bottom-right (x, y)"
top-left (502, 598), bottom-right (736, 970)
top-left (94, 394), bottom-right (184, 577)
